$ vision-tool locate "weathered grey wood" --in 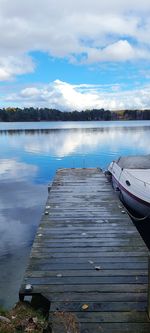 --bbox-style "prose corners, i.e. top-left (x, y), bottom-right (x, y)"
top-left (30, 250), bottom-right (148, 257)
top-left (30, 246), bottom-right (147, 253)
top-left (30, 253), bottom-right (148, 263)
top-left (25, 269), bottom-right (147, 278)
top-left (19, 168), bottom-right (150, 332)
top-left (50, 300), bottom-right (147, 312)
top-left (27, 262), bottom-right (148, 270)
top-left (49, 310), bottom-right (149, 322)
top-left (20, 283), bottom-right (148, 293)
top-left (24, 276), bottom-right (148, 285)
top-left (34, 236), bottom-right (145, 243)
top-left (46, 291), bottom-right (148, 302)
top-left (76, 323), bottom-right (150, 333)
top-left (27, 256), bottom-right (148, 266)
